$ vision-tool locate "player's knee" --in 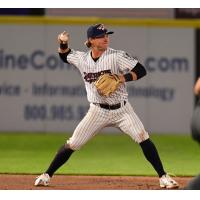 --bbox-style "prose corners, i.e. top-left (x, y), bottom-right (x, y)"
top-left (66, 139), bottom-right (82, 151)
top-left (136, 130), bottom-right (149, 143)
